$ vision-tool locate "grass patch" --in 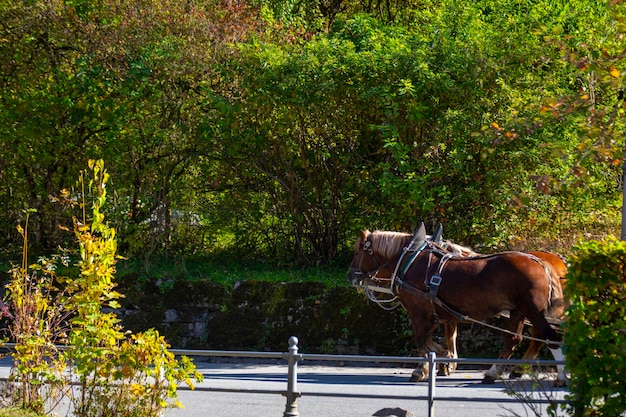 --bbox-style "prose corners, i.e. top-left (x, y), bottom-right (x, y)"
top-left (0, 408), bottom-right (45, 417)
top-left (1, 251), bottom-right (352, 289)
top-left (116, 255), bottom-right (350, 287)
